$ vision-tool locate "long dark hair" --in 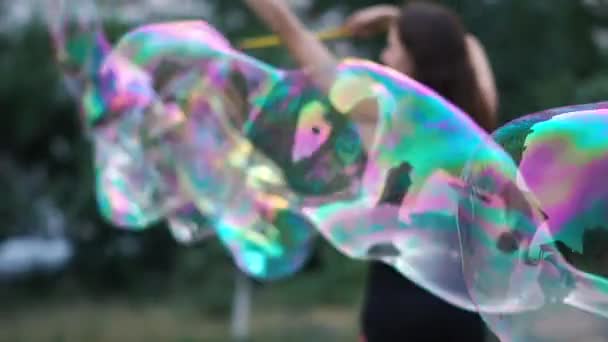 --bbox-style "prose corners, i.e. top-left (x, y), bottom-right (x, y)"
top-left (396, 1), bottom-right (496, 131)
